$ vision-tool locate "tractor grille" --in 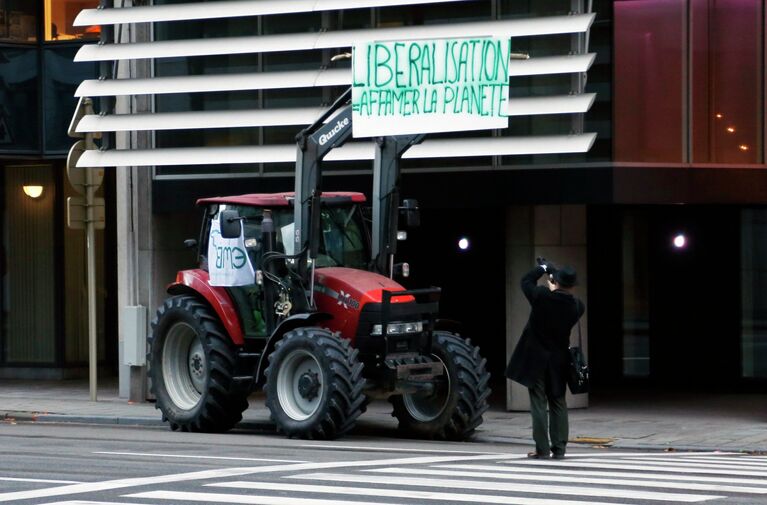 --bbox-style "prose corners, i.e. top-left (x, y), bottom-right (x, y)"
top-left (355, 287), bottom-right (440, 360)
